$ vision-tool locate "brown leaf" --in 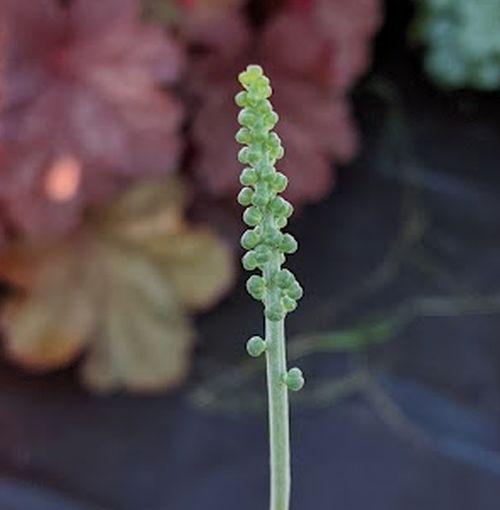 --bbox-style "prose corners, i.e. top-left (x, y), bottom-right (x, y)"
top-left (0, 176), bottom-right (233, 393)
